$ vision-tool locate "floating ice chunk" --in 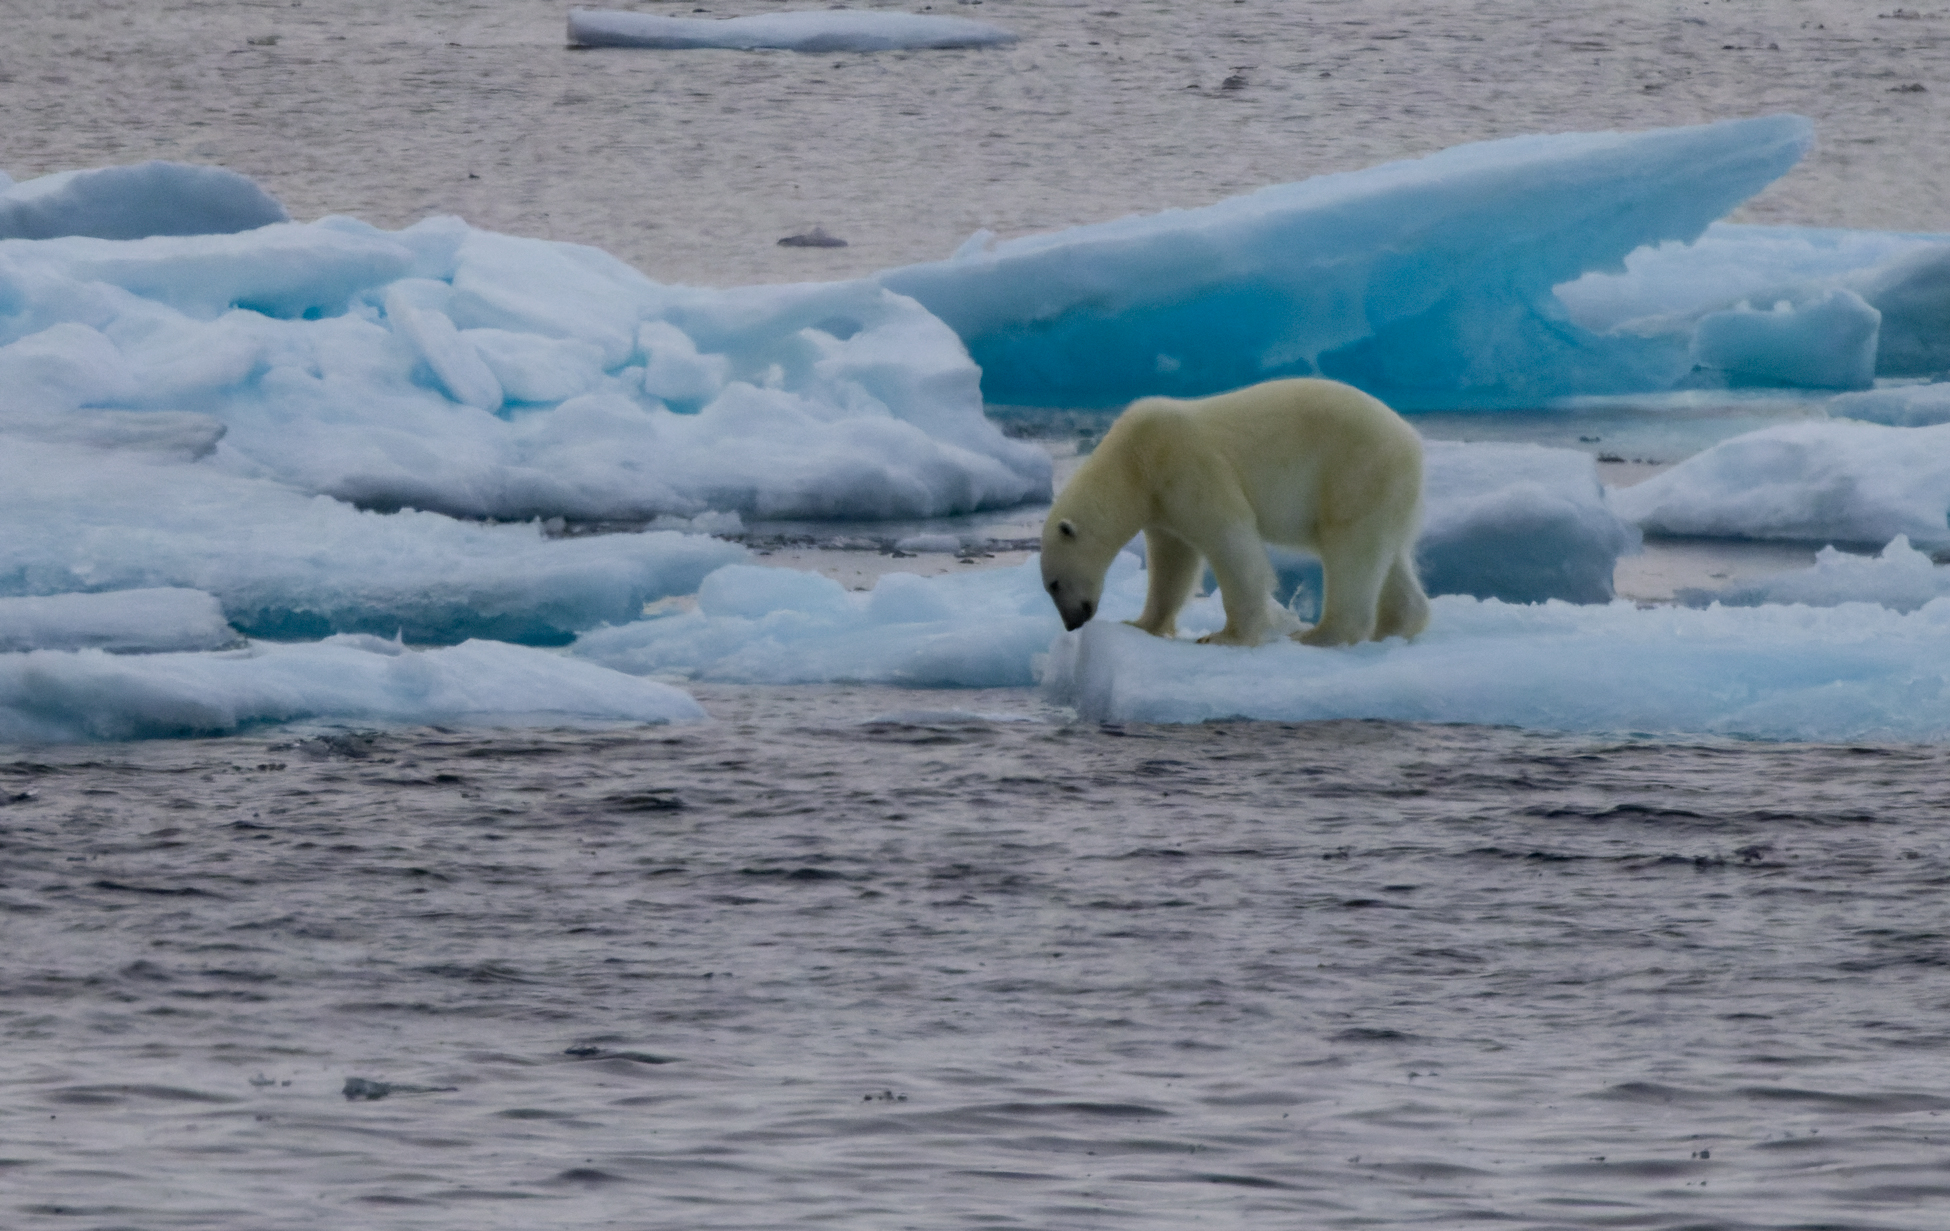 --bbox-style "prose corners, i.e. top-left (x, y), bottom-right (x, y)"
top-left (0, 161), bottom-right (288, 241)
top-left (1853, 244), bottom-right (1950, 377)
top-left (1417, 441), bottom-right (1638, 604)
top-left (566, 9), bottom-right (1018, 51)
top-left (0, 439), bottom-right (745, 645)
top-left (1681, 535), bottom-right (1950, 612)
top-left (880, 116), bottom-right (1813, 408)
top-left (1609, 420), bottom-right (1950, 549)
top-left (0, 214), bottom-right (1049, 521)
top-left (1042, 598), bottom-right (1950, 742)
top-left (1689, 289), bottom-right (1880, 390)
top-left (0, 589), bottom-right (238, 654)
top-left (1829, 381), bottom-right (1950, 427)
top-left (0, 637), bottom-right (705, 744)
